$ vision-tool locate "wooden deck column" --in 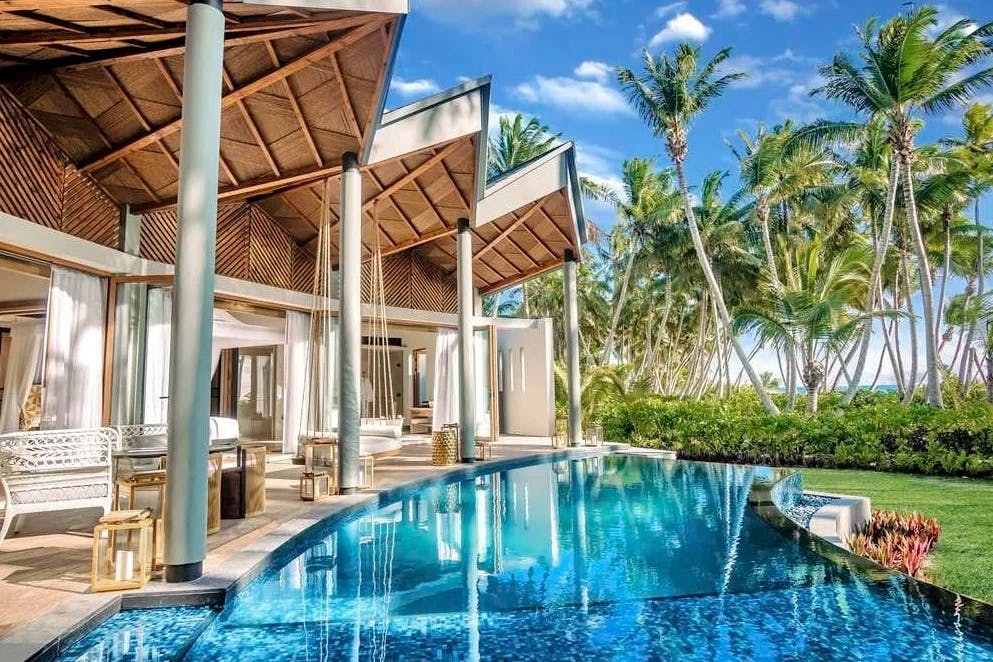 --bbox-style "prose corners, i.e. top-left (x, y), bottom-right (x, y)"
top-left (164, 0), bottom-right (225, 583)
